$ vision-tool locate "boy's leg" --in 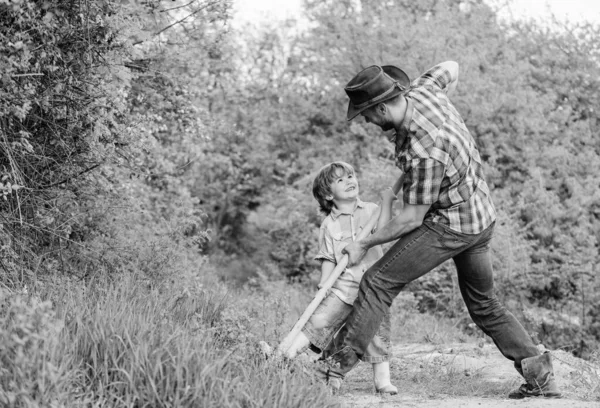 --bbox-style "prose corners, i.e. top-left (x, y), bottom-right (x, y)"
top-left (362, 310), bottom-right (397, 393)
top-left (322, 221), bottom-right (476, 380)
top-left (299, 292), bottom-right (351, 357)
top-left (372, 362), bottom-right (396, 394)
top-left (282, 332), bottom-right (311, 359)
